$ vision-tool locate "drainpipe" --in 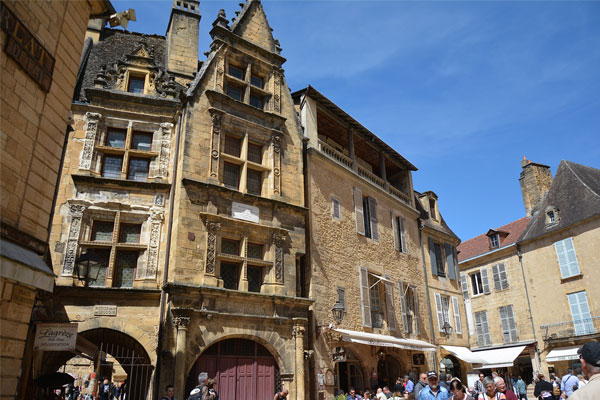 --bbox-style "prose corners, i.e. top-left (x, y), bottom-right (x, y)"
top-left (419, 224), bottom-right (438, 373)
top-left (154, 109), bottom-right (184, 399)
top-left (517, 243), bottom-right (542, 375)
